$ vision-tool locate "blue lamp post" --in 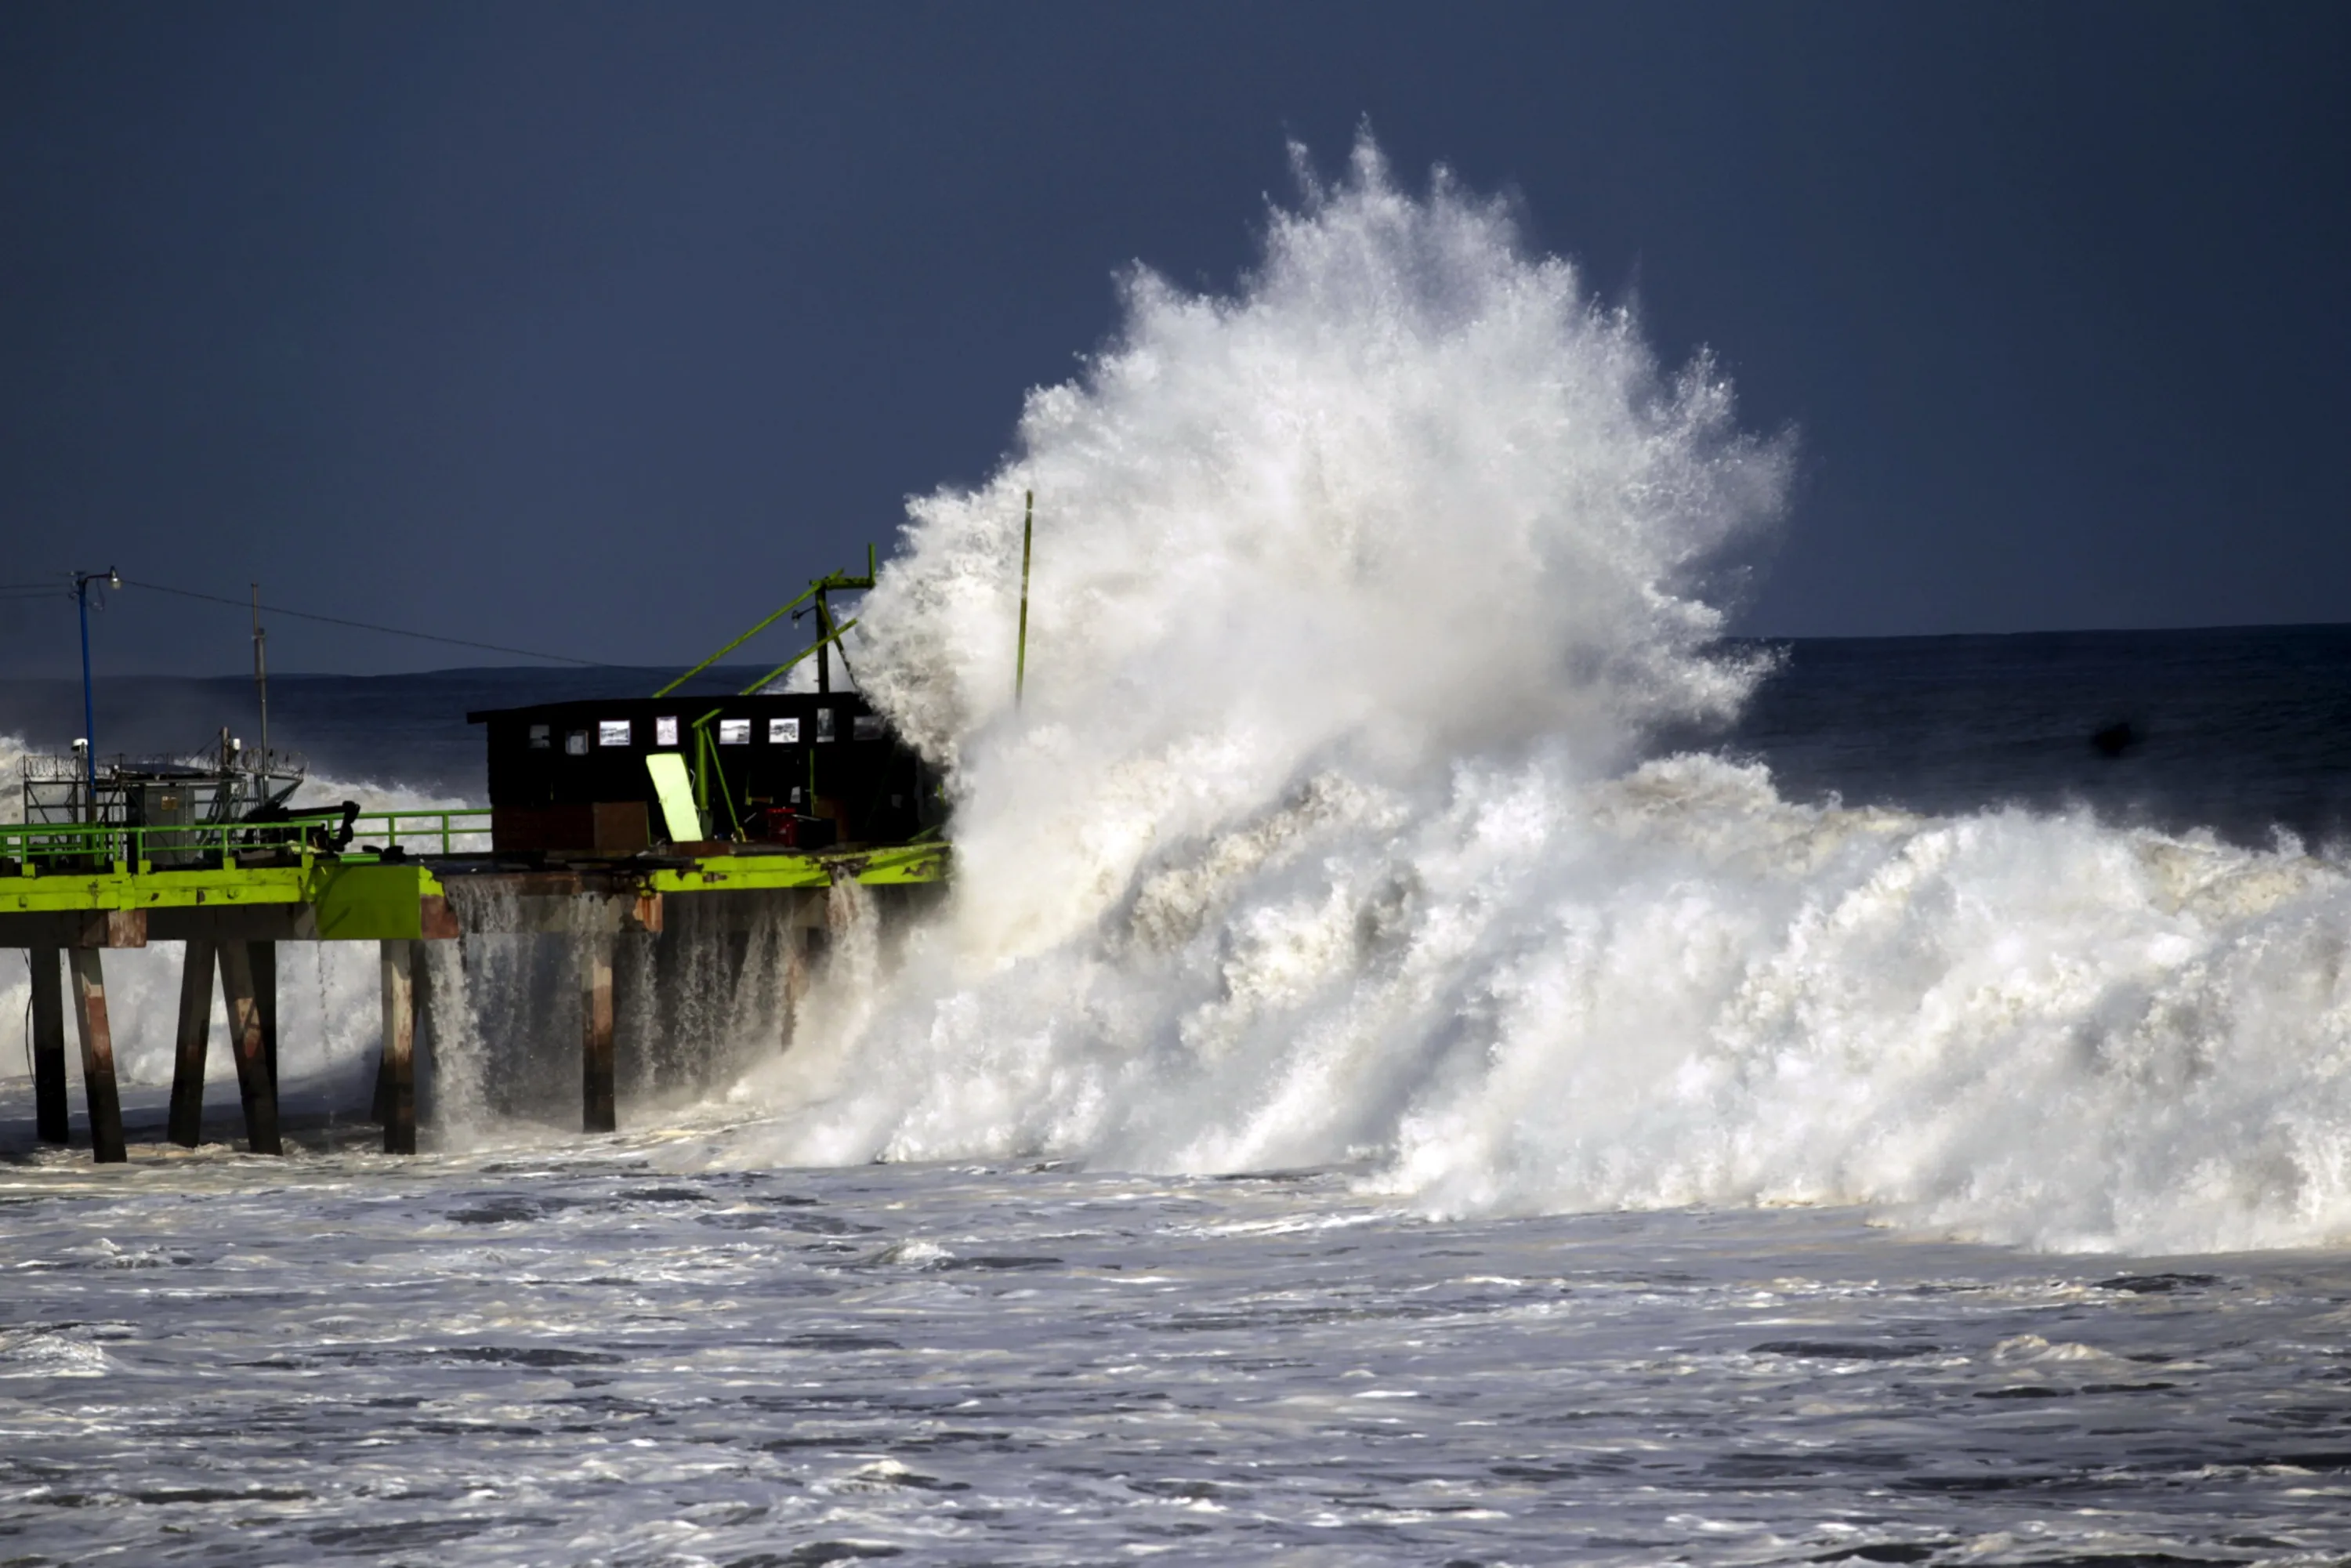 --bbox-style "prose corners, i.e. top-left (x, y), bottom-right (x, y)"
top-left (72, 567), bottom-right (119, 820)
